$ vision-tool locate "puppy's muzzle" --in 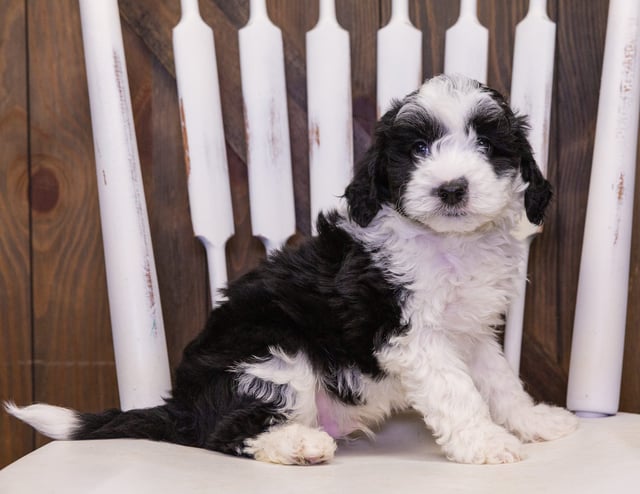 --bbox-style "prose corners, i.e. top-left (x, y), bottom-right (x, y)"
top-left (434, 177), bottom-right (469, 206)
